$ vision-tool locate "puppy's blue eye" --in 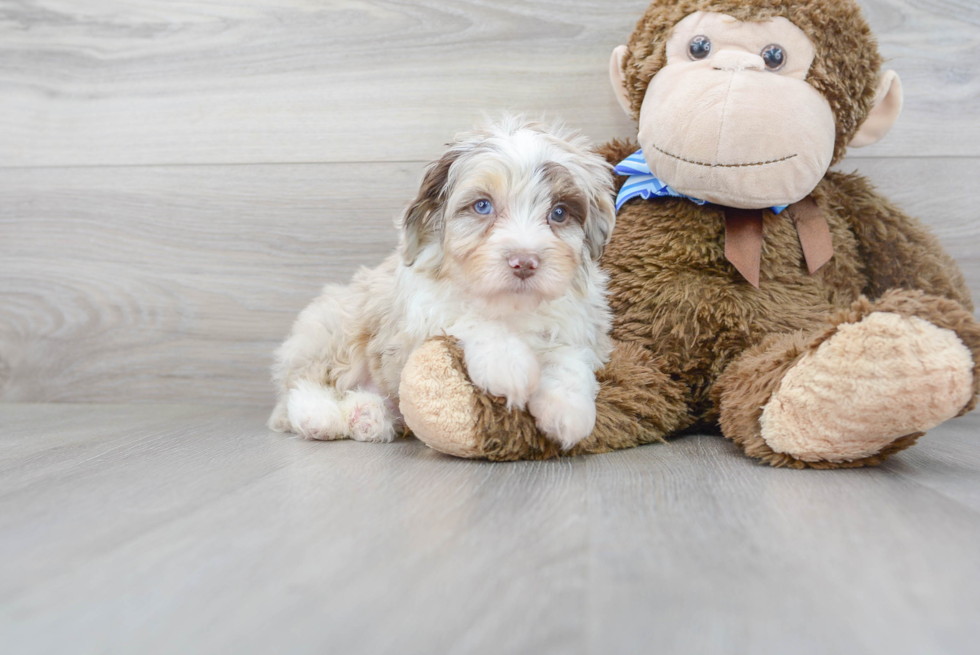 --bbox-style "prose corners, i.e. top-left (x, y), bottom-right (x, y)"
top-left (474, 199), bottom-right (493, 215)
top-left (550, 206), bottom-right (568, 223)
